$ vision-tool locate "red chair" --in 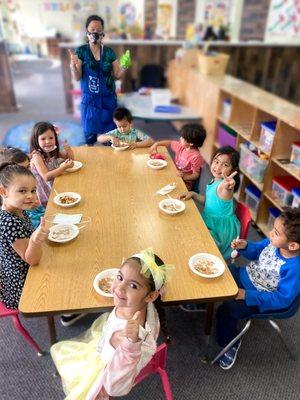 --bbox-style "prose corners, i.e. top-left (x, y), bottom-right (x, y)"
top-left (0, 301), bottom-right (43, 356)
top-left (134, 343), bottom-right (173, 400)
top-left (236, 201), bottom-right (252, 239)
